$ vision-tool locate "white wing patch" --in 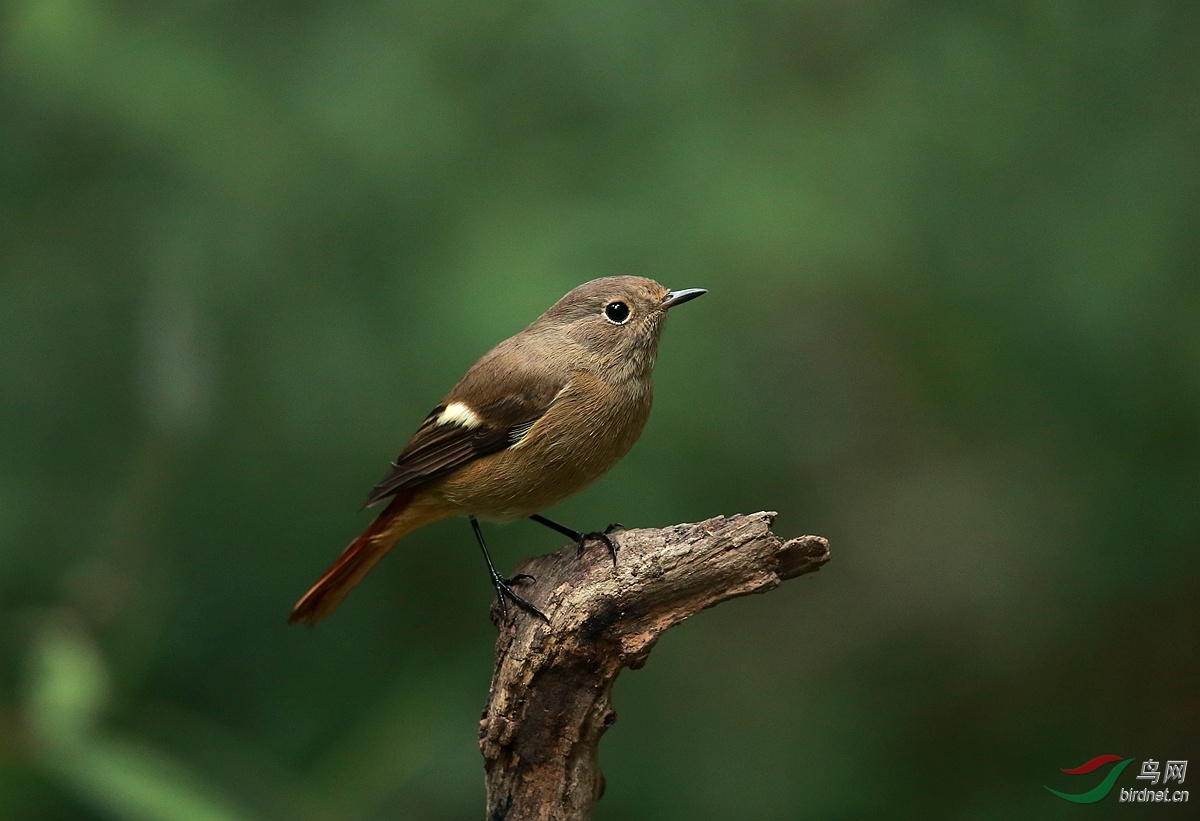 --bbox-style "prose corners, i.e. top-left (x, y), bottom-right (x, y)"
top-left (437, 401), bottom-right (483, 429)
top-left (507, 419), bottom-right (537, 447)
